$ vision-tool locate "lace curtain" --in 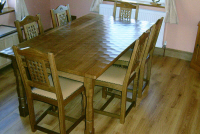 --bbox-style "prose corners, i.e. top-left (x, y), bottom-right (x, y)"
top-left (90, 0), bottom-right (103, 13)
top-left (165, 0), bottom-right (178, 24)
top-left (90, 0), bottom-right (179, 24)
top-left (15, 0), bottom-right (29, 20)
